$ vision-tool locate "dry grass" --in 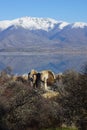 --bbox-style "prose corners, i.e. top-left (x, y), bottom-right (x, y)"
top-left (42, 91), bottom-right (59, 99)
